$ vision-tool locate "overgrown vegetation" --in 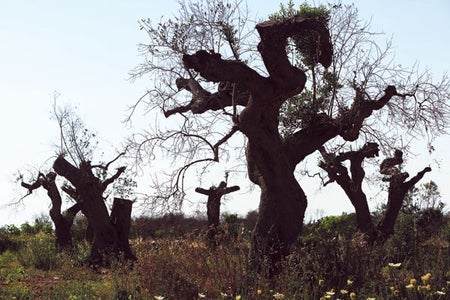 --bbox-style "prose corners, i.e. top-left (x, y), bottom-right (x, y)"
top-left (1, 206), bottom-right (448, 299)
